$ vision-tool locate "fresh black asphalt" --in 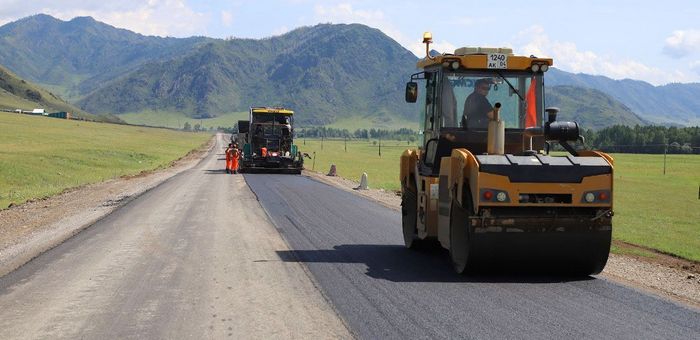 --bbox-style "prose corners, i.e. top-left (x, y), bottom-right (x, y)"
top-left (245, 173), bottom-right (700, 340)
